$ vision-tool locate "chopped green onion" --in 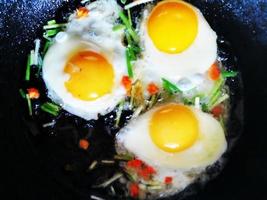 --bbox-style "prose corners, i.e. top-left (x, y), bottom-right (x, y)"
top-left (126, 48), bottom-right (134, 78)
top-left (119, 11), bottom-right (139, 43)
top-left (207, 77), bottom-right (224, 110)
top-left (26, 94), bottom-right (33, 116)
top-left (47, 20), bottom-right (56, 25)
top-left (115, 100), bottom-right (125, 128)
top-left (25, 54), bottom-right (31, 81)
top-left (114, 154), bottom-right (134, 161)
top-left (212, 94), bottom-right (229, 108)
top-left (121, 0), bottom-right (127, 4)
top-left (221, 70), bottom-right (238, 78)
top-left (81, 0), bottom-right (91, 4)
top-left (43, 23), bottom-right (66, 30)
top-left (41, 102), bottom-right (61, 116)
top-left (162, 78), bottom-right (182, 94)
top-left (34, 39), bottom-right (41, 66)
top-left (88, 161), bottom-right (98, 171)
top-left (127, 9), bottom-right (132, 26)
top-left (95, 173), bottom-right (123, 188)
top-left (112, 24), bottom-right (125, 31)
top-left (43, 40), bottom-right (53, 54)
top-left (101, 160), bottom-right (115, 164)
top-left (44, 29), bottom-right (60, 38)
top-left (19, 89), bottom-right (26, 99)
